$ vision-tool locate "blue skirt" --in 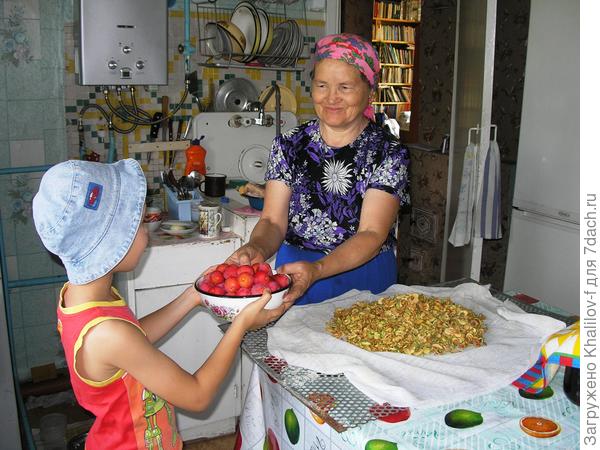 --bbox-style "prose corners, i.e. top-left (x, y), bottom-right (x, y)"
top-left (275, 243), bottom-right (397, 306)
